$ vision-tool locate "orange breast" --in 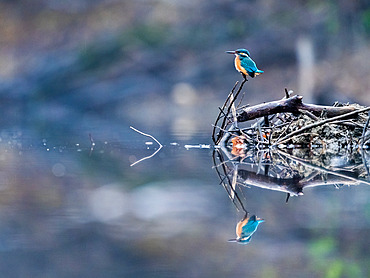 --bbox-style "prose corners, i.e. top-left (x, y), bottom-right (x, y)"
top-left (234, 56), bottom-right (248, 75)
top-left (236, 216), bottom-right (249, 237)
